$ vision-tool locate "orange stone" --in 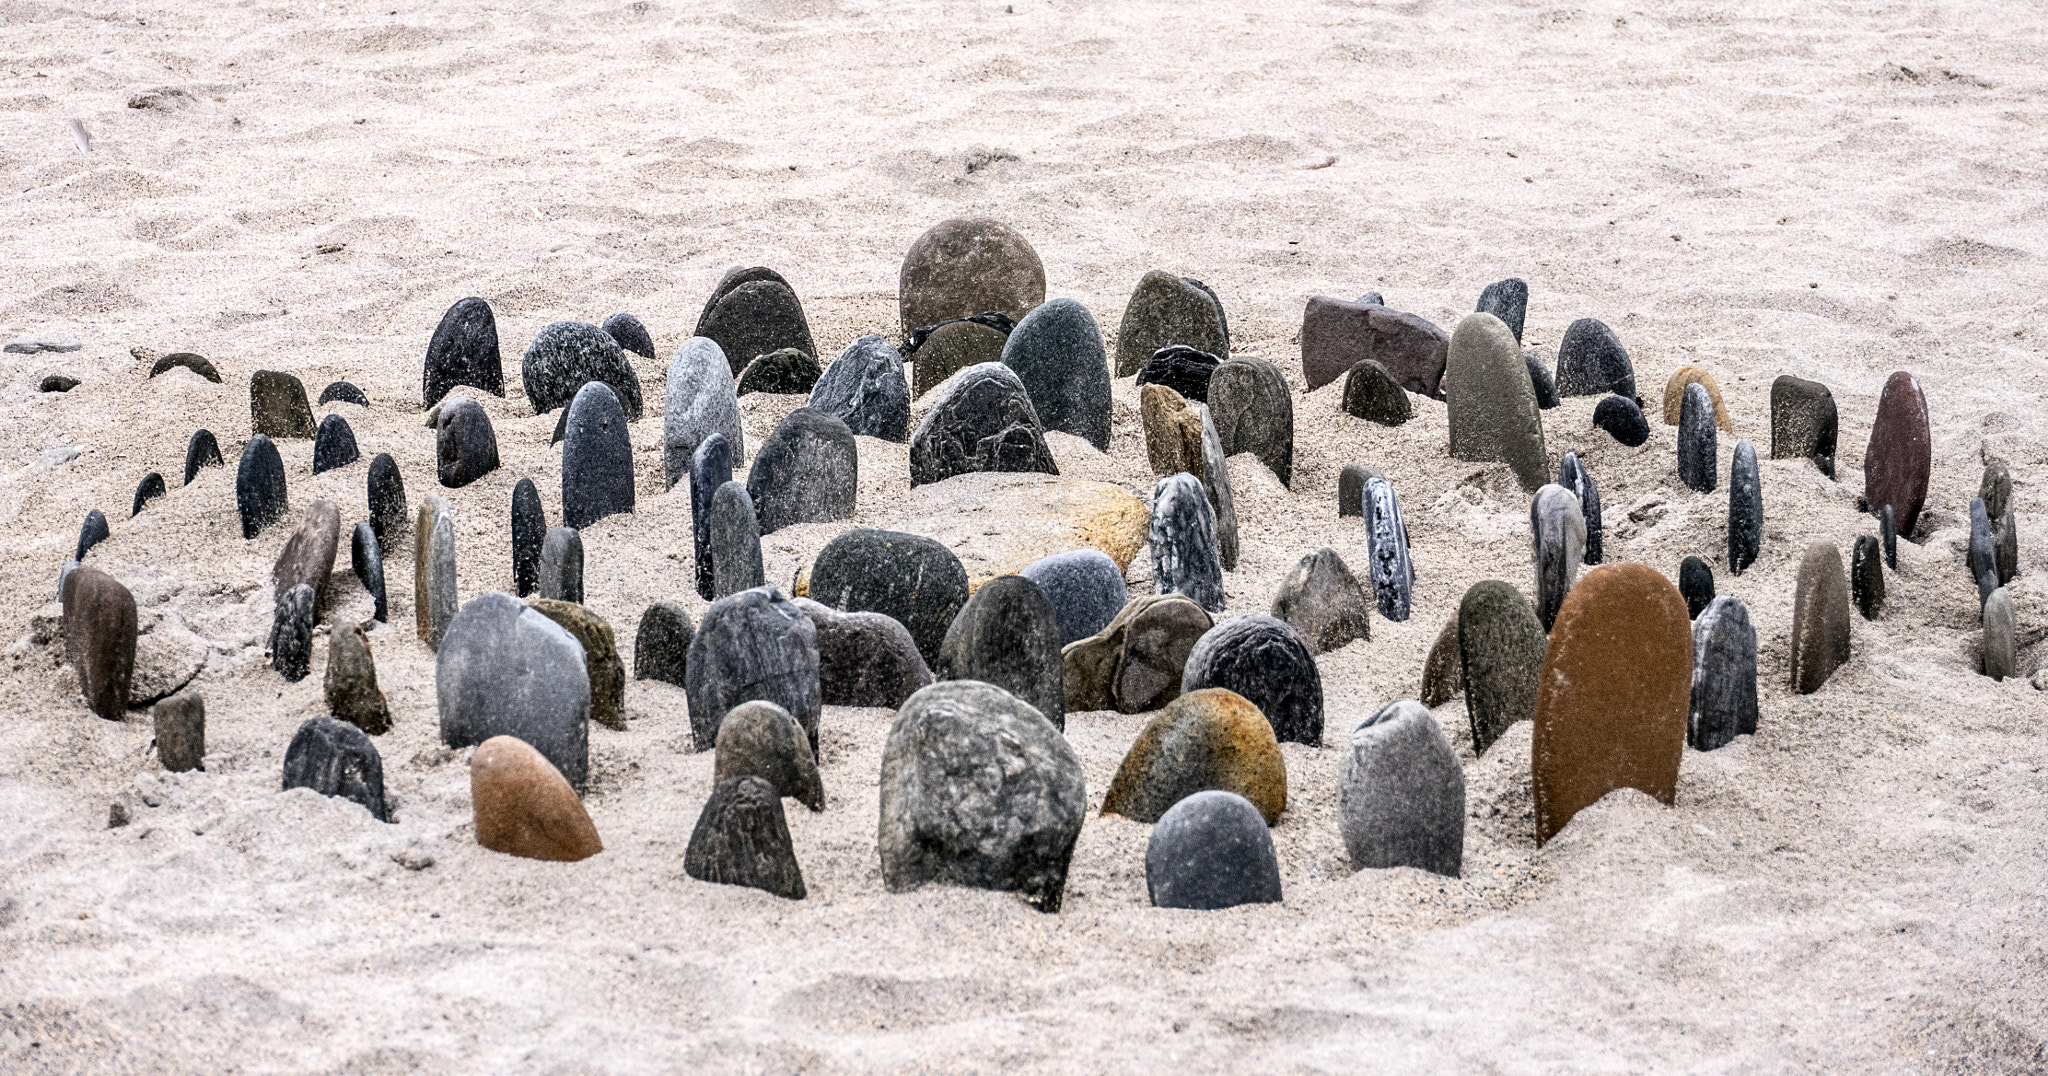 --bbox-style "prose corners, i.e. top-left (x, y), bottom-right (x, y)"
top-left (1532, 563), bottom-right (1691, 845)
top-left (471, 735), bottom-right (602, 862)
